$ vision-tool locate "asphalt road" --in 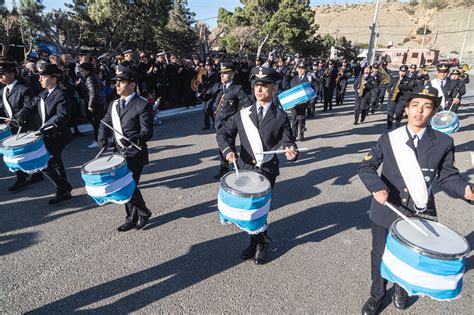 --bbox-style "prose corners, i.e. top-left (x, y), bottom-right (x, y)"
top-left (0, 82), bottom-right (473, 314)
